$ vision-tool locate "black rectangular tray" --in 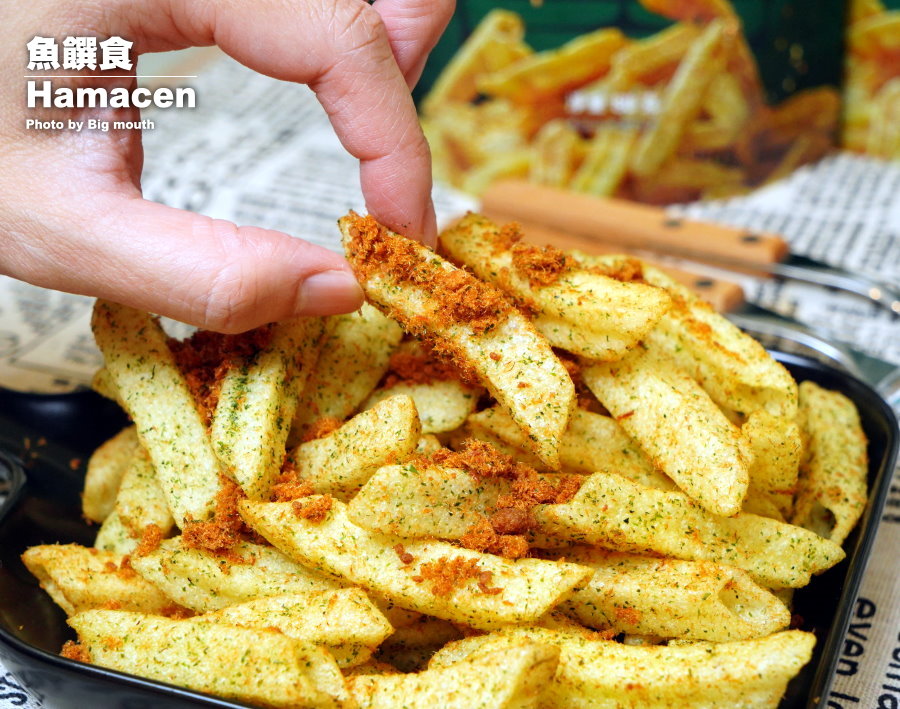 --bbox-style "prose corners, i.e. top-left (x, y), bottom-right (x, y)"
top-left (0, 352), bottom-right (896, 708)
